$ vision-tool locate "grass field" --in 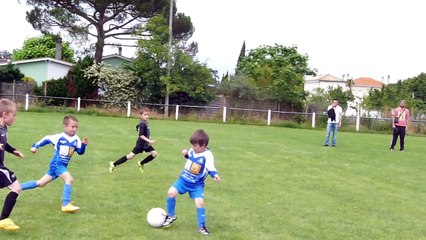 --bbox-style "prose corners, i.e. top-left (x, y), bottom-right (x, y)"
top-left (1, 112), bottom-right (426, 240)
